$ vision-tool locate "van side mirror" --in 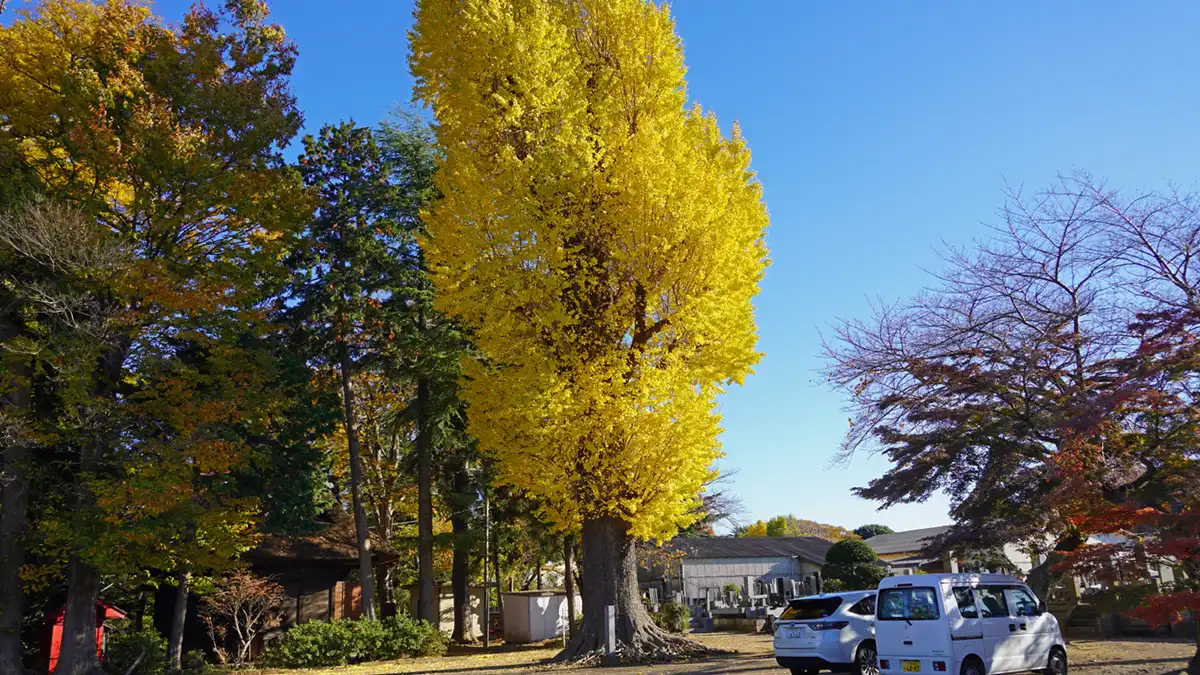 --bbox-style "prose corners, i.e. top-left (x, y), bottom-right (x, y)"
top-left (1037, 601), bottom-right (1047, 615)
